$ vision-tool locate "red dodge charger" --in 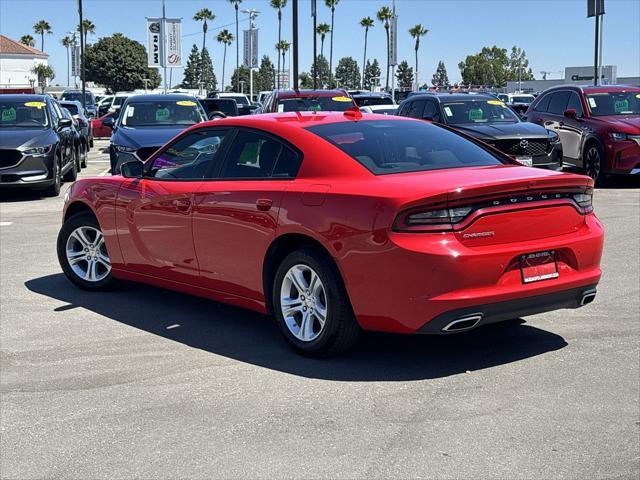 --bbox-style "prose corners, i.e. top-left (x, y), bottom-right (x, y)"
top-left (58, 111), bottom-right (604, 356)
